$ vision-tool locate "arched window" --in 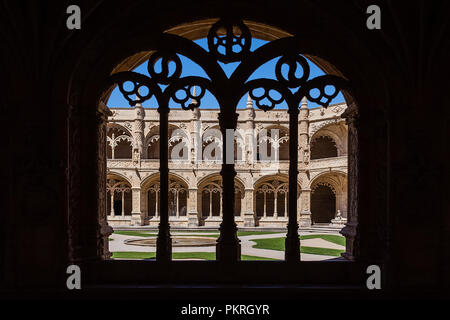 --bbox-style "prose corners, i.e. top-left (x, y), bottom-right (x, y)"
top-left (103, 17), bottom-right (351, 264)
top-left (106, 177), bottom-right (132, 216)
top-left (255, 178), bottom-right (290, 219)
top-left (147, 126), bottom-right (188, 160)
top-left (199, 176), bottom-right (243, 222)
top-left (310, 135), bottom-right (338, 159)
top-left (257, 127), bottom-right (289, 161)
top-left (144, 177), bottom-right (188, 219)
top-left (107, 126), bottom-right (133, 159)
